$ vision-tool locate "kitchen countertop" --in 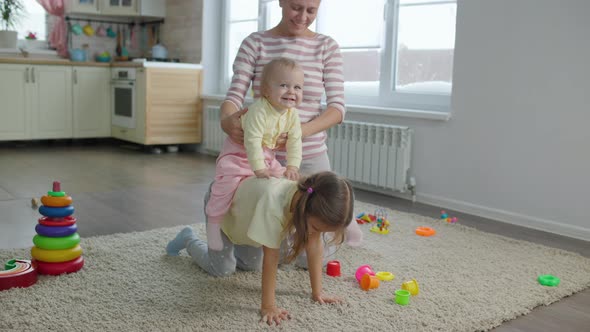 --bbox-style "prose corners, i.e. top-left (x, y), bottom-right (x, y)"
top-left (0, 57), bottom-right (201, 69)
